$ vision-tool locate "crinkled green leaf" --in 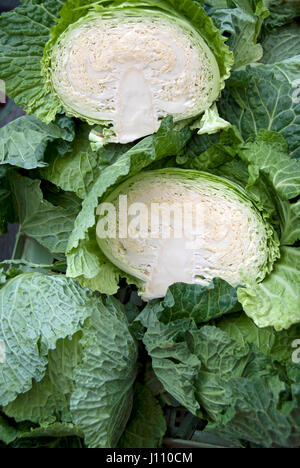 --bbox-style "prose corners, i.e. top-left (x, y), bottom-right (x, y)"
top-left (70, 297), bottom-right (138, 448)
top-left (119, 383), bottom-right (166, 448)
top-left (219, 57), bottom-right (300, 158)
top-left (238, 247), bottom-right (300, 331)
top-left (205, 0), bottom-right (269, 69)
top-left (3, 333), bottom-right (82, 425)
top-left (188, 325), bottom-right (270, 420)
top-left (261, 24), bottom-right (300, 64)
top-left (0, 415), bottom-right (19, 445)
top-left (218, 313), bottom-right (300, 364)
top-left (206, 375), bottom-right (296, 447)
top-left (143, 318), bottom-right (201, 415)
top-left (19, 422), bottom-right (83, 439)
top-left (0, 0), bottom-right (62, 122)
top-left (214, 158), bottom-right (279, 224)
top-left (11, 174), bottom-right (79, 254)
top-left (0, 115), bottom-right (74, 170)
top-left (42, 125), bottom-right (132, 200)
top-left (218, 130), bottom-right (300, 247)
top-left (143, 279), bottom-right (239, 325)
top-left (264, 0), bottom-right (300, 30)
top-left (177, 126), bottom-right (243, 171)
top-left (240, 130), bottom-right (300, 200)
top-left (0, 272), bottom-right (98, 406)
top-left (147, 317), bottom-right (300, 447)
top-left (42, 125), bottom-right (101, 199)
